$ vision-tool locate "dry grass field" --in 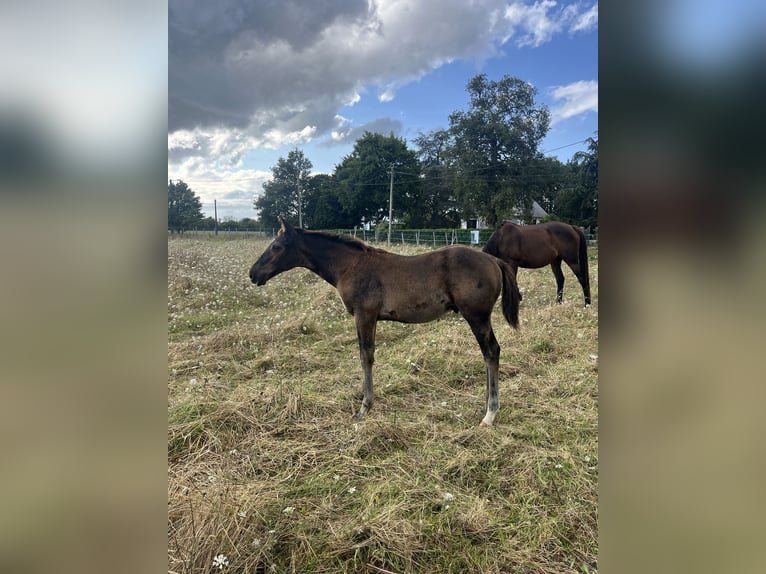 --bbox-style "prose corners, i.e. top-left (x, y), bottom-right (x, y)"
top-left (168, 235), bottom-right (598, 574)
